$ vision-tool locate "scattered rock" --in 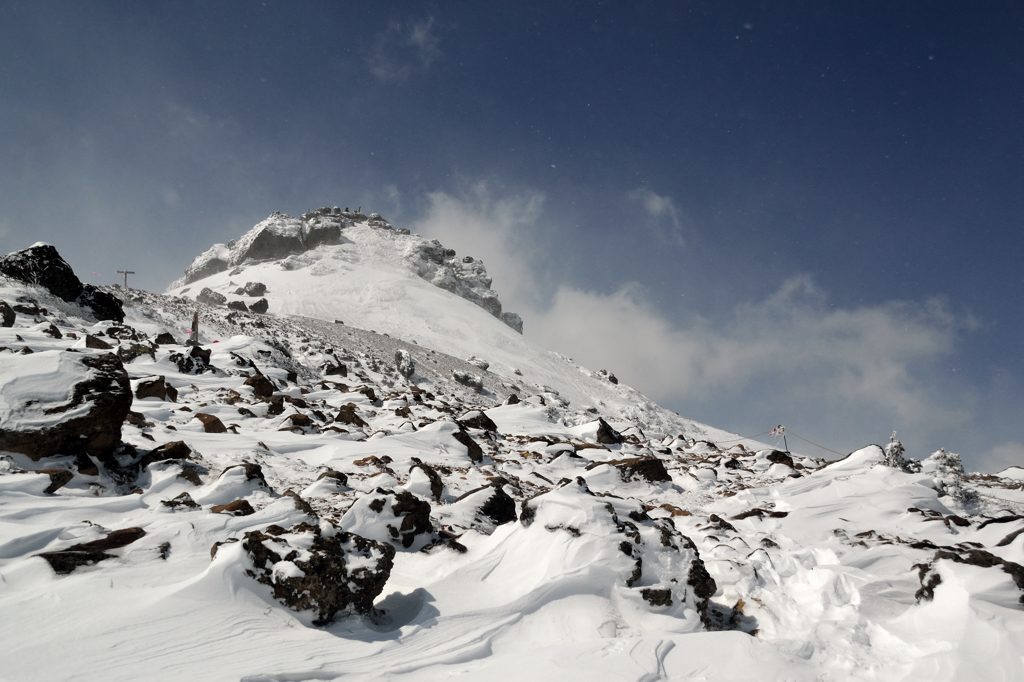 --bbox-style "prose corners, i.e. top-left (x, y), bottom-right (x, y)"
top-left (85, 334), bottom-right (112, 349)
top-left (162, 492), bottom-right (200, 509)
top-left (335, 403), bottom-right (367, 428)
top-left (641, 588), bottom-right (672, 607)
top-left (242, 282), bottom-right (267, 297)
top-left (153, 332), bottom-right (178, 345)
top-left (409, 462), bottom-right (443, 501)
top-left (244, 373), bottom-right (276, 399)
top-left (321, 361), bottom-right (348, 377)
top-left (595, 418), bottom-right (624, 445)
top-left (340, 490), bottom-right (434, 551)
top-left (42, 323), bottom-right (62, 339)
top-left (211, 499), bottom-right (256, 516)
top-left (452, 429), bottom-right (484, 463)
top-left (458, 410), bottom-right (498, 432)
top-left (585, 457), bottom-right (672, 484)
top-left (197, 287), bottom-right (227, 306)
top-left (138, 440), bottom-right (193, 469)
top-left (170, 346), bottom-right (214, 374)
top-left (452, 369), bottom-right (483, 390)
top-left (194, 413), bottom-right (227, 433)
top-left (37, 468), bottom-right (75, 494)
top-left (766, 451), bottom-right (795, 468)
top-left (240, 524), bottom-right (395, 624)
top-left (394, 349), bottom-right (415, 378)
top-left (37, 527), bottom-right (146, 574)
top-left (249, 298), bottom-right (269, 315)
top-left (0, 300), bottom-right (14, 327)
top-left (227, 300), bottom-right (248, 312)
top-left (135, 376), bottom-right (177, 402)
